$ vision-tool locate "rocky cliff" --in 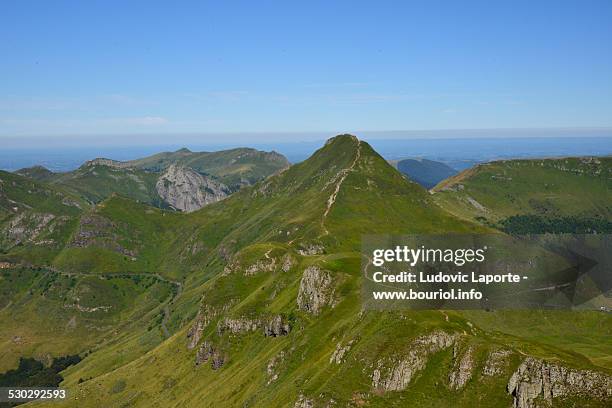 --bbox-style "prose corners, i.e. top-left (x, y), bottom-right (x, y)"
top-left (155, 164), bottom-right (230, 212)
top-left (507, 357), bottom-right (612, 408)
